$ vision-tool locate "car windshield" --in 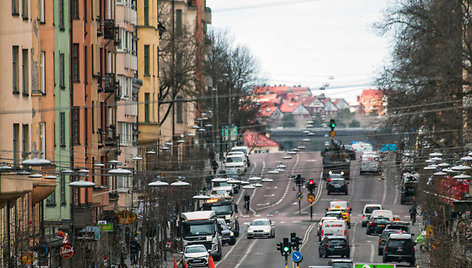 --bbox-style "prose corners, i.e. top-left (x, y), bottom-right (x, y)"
top-left (382, 230), bottom-right (401, 239)
top-left (218, 220), bottom-right (229, 230)
top-left (365, 206), bottom-right (381, 214)
top-left (183, 223), bottom-right (215, 236)
top-left (252, 220), bottom-right (270, 226)
top-left (210, 204), bottom-right (232, 215)
top-left (232, 148), bottom-right (247, 154)
top-left (330, 180), bottom-right (344, 185)
top-left (211, 190), bottom-right (228, 196)
top-left (330, 174), bottom-right (343, 178)
top-left (374, 217), bottom-right (390, 224)
top-left (331, 263), bottom-right (353, 268)
top-left (185, 246), bottom-right (207, 254)
top-left (213, 182), bottom-right (230, 187)
top-left (226, 157), bottom-right (243, 163)
top-left (387, 225), bottom-right (409, 232)
top-left (225, 169), bottom-right (238, 176)
top-left (388, 239), bottom-right (414, 248)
